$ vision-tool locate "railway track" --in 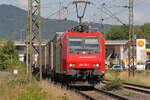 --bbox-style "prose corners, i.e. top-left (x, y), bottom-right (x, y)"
top-left (50, 80), bottom-right (150, 100)
top-left (123, 83), bottom-right (150, 94)
top-left (70, 86), bottom-right (129, 100)
top-left (103, 80), bottom-right (150, 95)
